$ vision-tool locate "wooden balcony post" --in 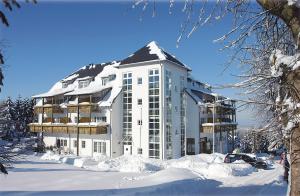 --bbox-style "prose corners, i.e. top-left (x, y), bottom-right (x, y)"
top-left (76, 95), bottom-right (79, 156)
top-left (42, 98), bottom-right (44, 124)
